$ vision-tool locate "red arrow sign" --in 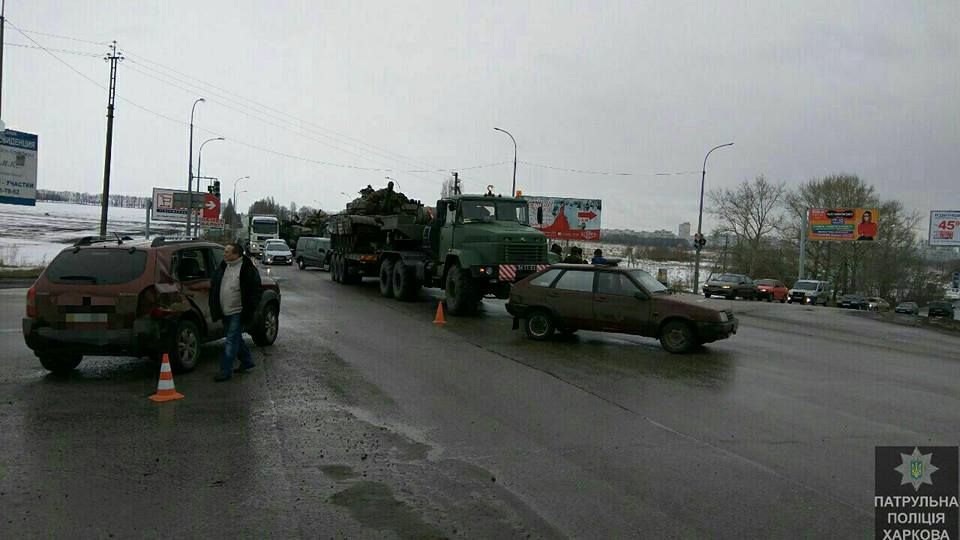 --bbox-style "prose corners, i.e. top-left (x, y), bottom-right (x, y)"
top-left (577, 211), bottom-right (597, 220)
top-left (203, 194), bottom-right (220, 219)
